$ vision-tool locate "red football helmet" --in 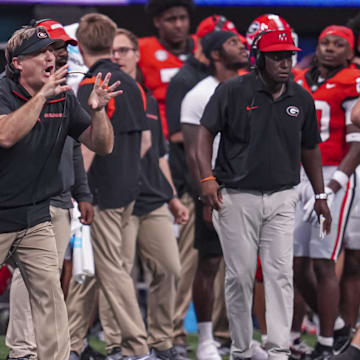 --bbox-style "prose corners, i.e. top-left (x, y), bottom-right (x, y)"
top-left (246, 14), bottom-right (291, 47)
